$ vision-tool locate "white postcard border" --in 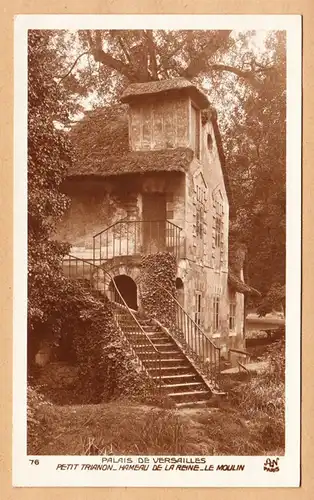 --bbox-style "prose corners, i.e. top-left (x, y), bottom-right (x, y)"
top-left (13, 14), bottom-right (302, 488)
